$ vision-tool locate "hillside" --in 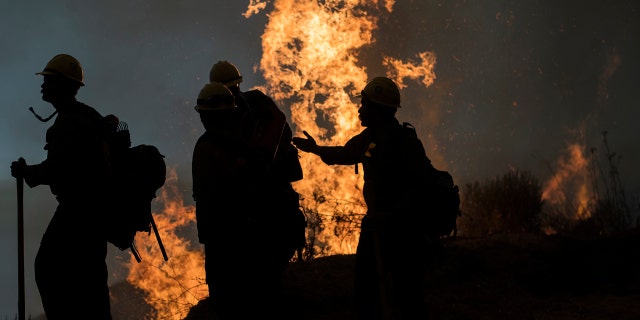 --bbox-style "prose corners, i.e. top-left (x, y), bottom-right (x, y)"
top-left (184, 231), bottom-right (640, 320)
